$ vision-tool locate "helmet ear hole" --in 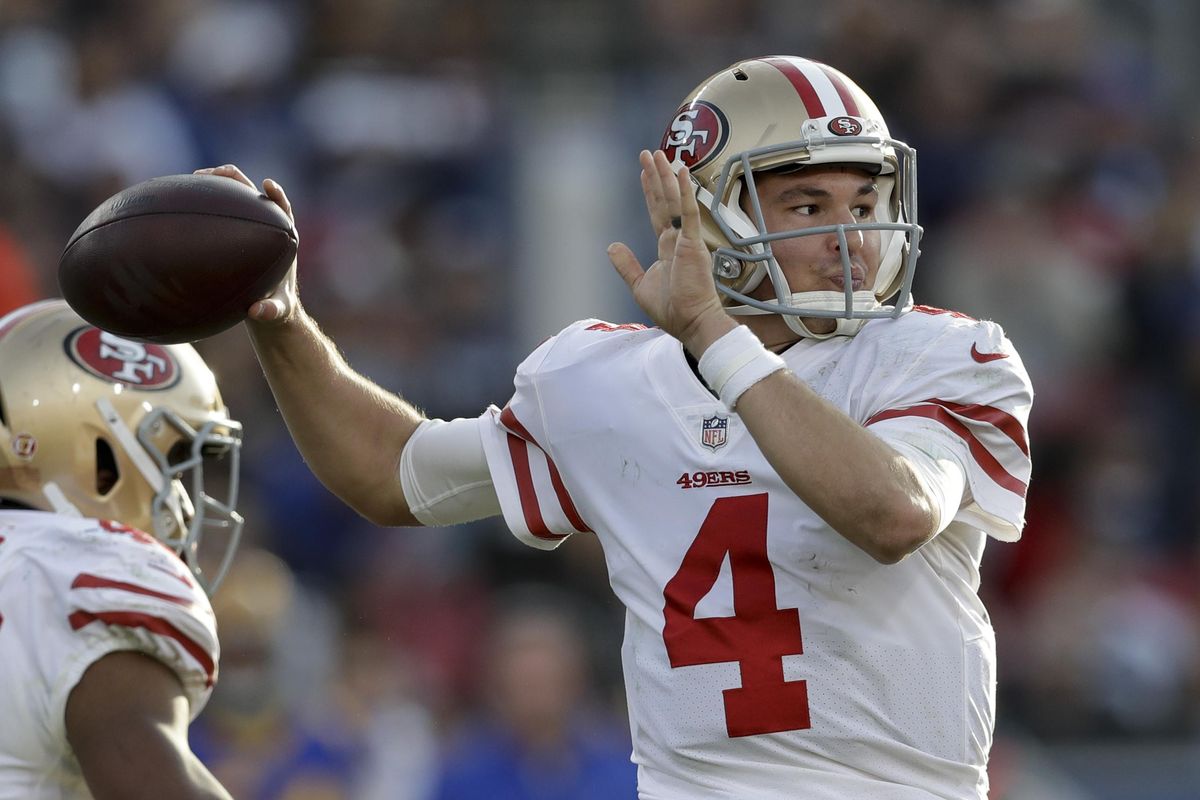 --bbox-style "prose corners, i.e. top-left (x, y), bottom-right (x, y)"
top-left (95, 438), bottom-right (119, 496)
top-left (0, 300), bottom-right (245, 593)
top-left (167, 439), bottom-right (191, 468)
